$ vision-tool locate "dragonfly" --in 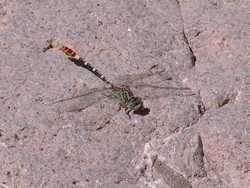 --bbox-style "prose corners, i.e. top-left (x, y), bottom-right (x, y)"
top-left (43, 39), bottom-right (193, 118)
